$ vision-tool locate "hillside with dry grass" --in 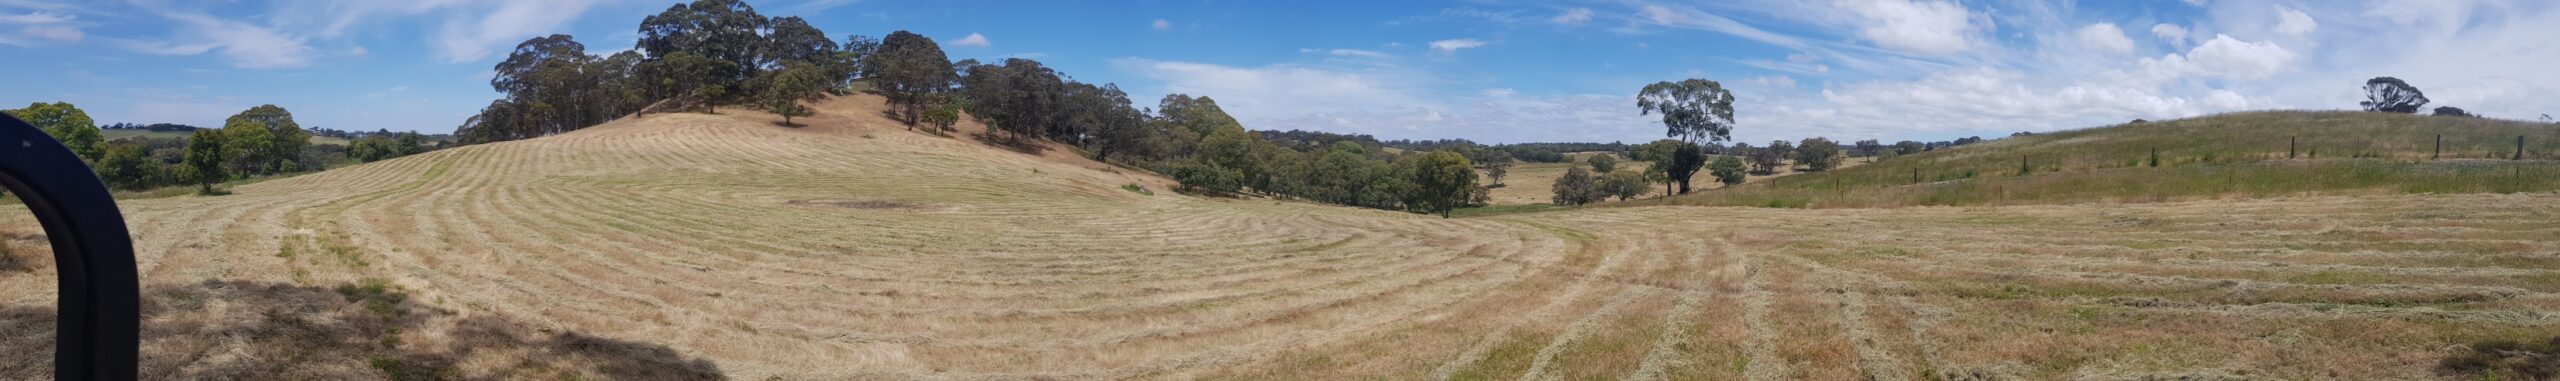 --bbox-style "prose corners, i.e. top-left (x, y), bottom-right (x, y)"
top-left (5, 100), bottom-right (2560, 380)
top-left (1643, 111), bottom-right (2560, 208)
